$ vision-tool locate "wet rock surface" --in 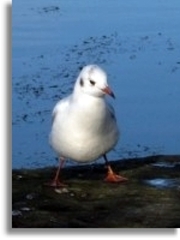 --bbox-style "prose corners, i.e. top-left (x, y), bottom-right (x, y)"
top-left (12, 155), bottom-right (180, 228)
